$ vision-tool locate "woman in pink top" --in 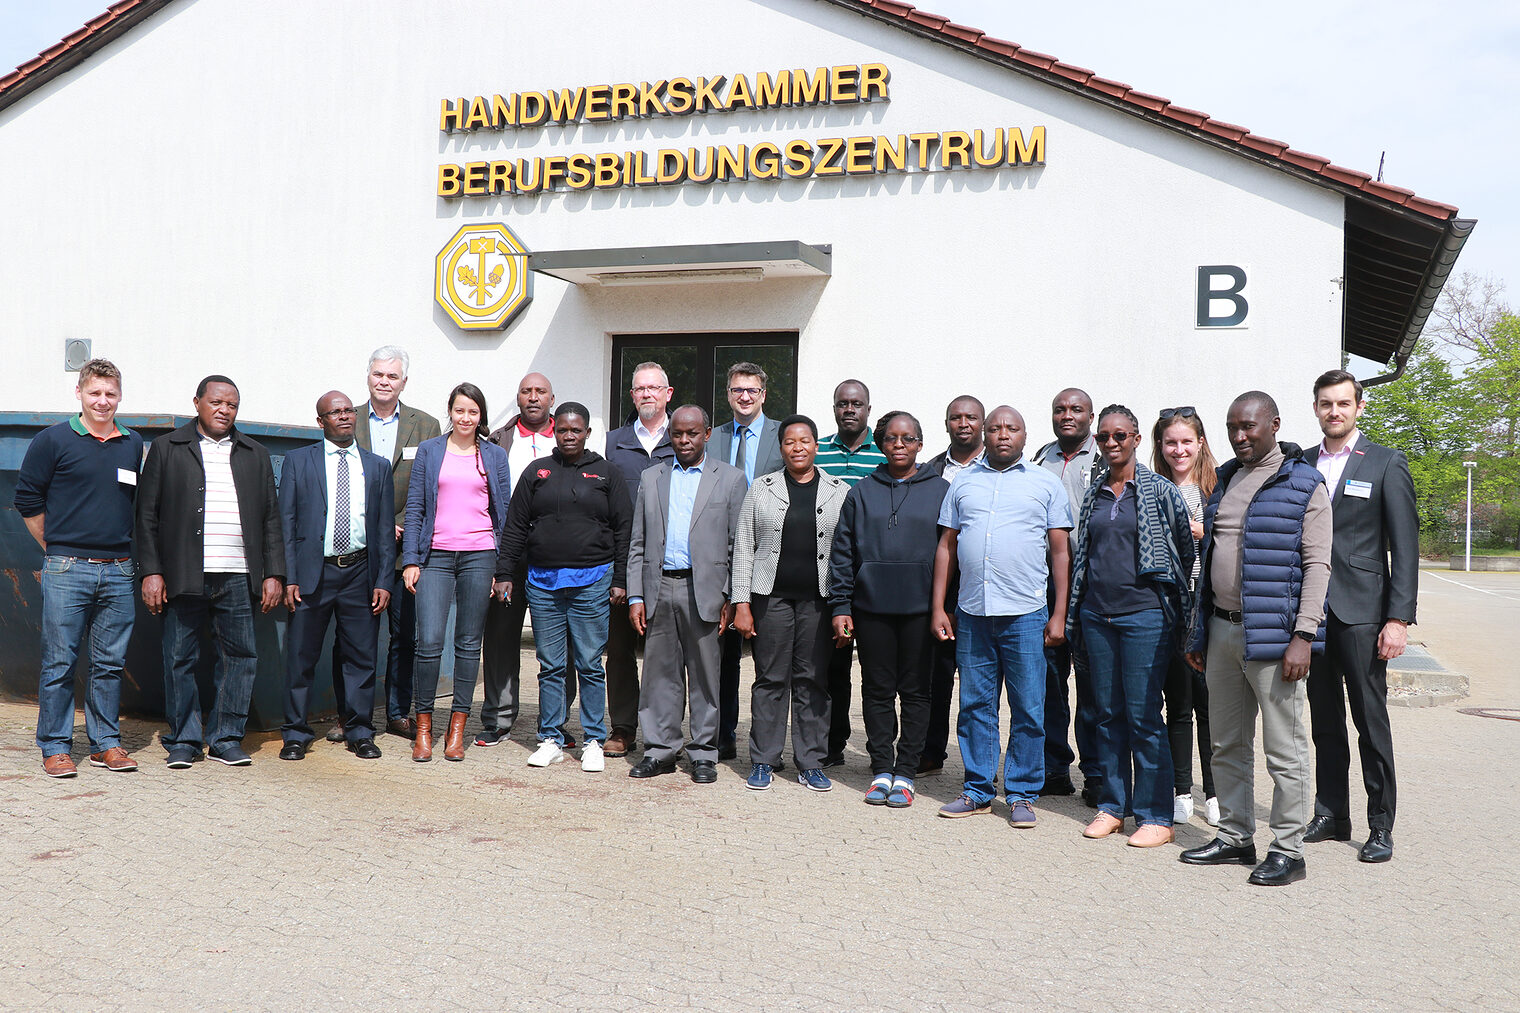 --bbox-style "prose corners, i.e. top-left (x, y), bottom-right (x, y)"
top-left (401, 383), bottom-right (514, 762)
